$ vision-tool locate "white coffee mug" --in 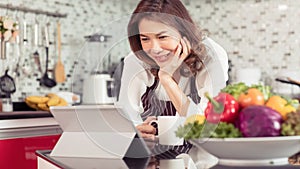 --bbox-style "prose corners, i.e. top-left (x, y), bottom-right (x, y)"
top-left (151, 116), bottom-right (185, 145)
top-left (159, 159), bottom-right (185, 169)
